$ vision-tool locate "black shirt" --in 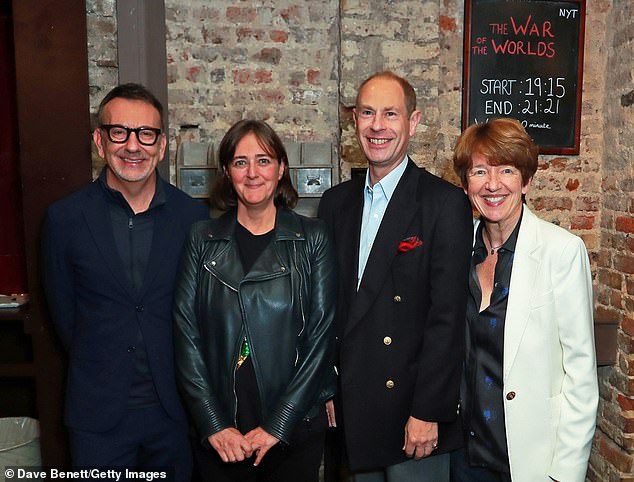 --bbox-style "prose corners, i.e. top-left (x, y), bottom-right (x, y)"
top-left (234, 221), bottom-right (275, 433)
top-left (99, 168), bottom-right (165, 408)
top-left (462, 208), bottom-right (523, 472)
